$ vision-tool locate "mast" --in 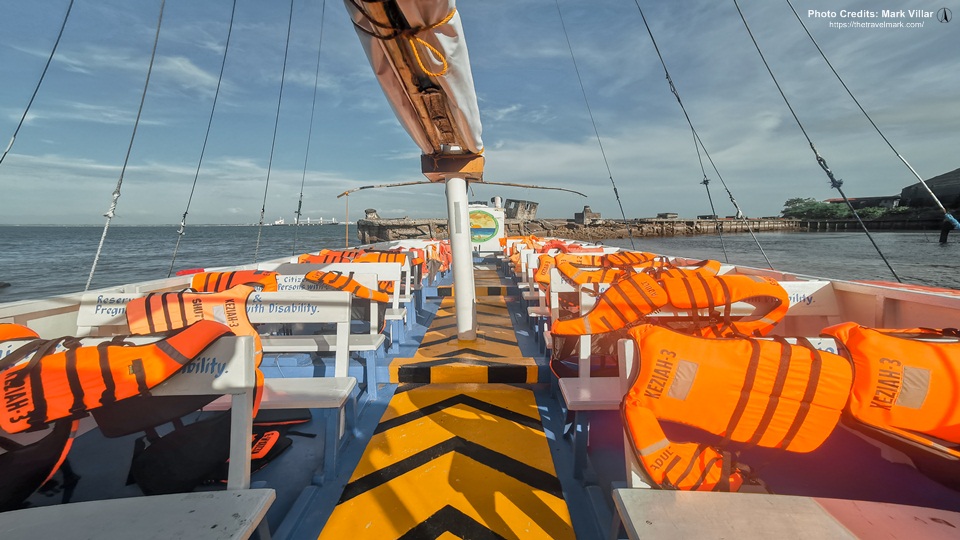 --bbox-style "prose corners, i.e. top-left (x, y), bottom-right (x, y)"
top-left (343, 0), bottom-right (483, 339)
